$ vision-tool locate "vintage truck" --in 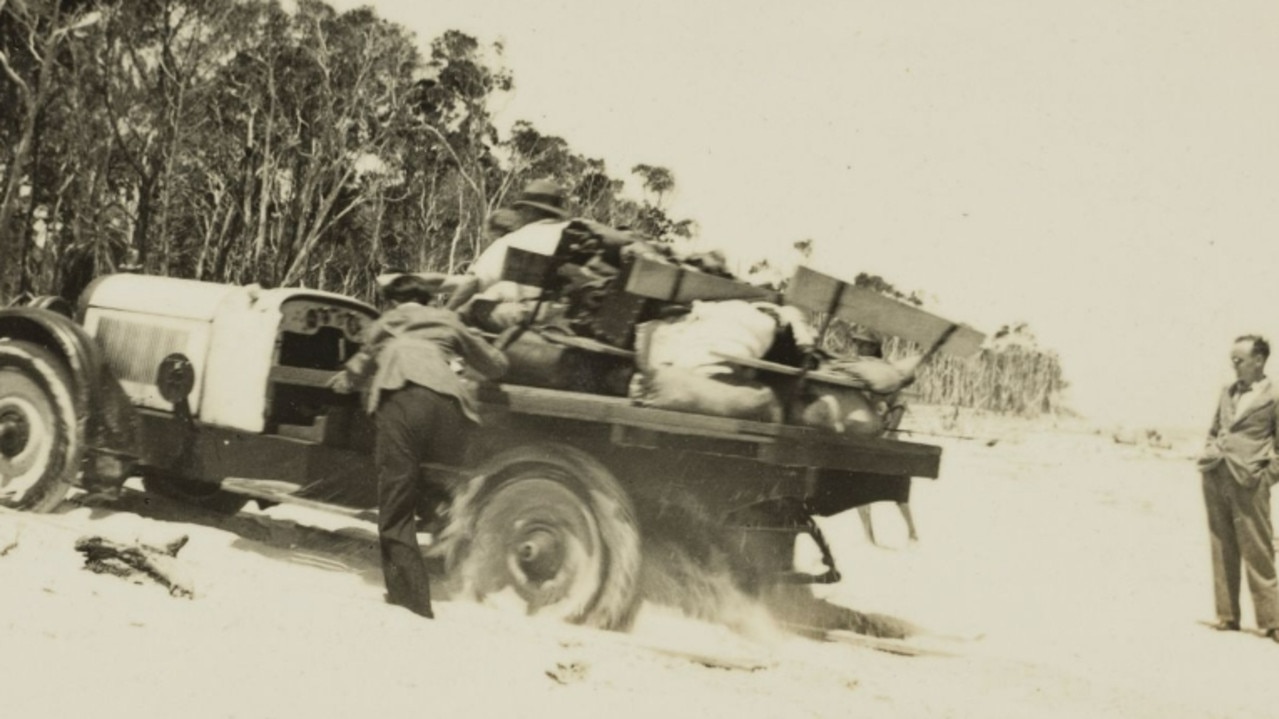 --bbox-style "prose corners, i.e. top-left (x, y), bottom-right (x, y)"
top-left (0, 258), bottom-right (981, 630)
